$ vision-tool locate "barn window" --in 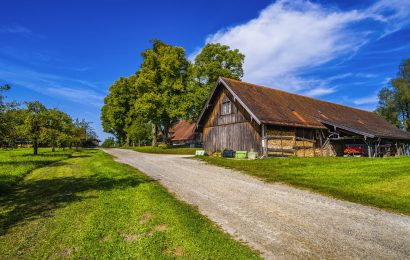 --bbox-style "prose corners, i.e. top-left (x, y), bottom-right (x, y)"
top-left (221, 101), bottom-right (232, 115)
